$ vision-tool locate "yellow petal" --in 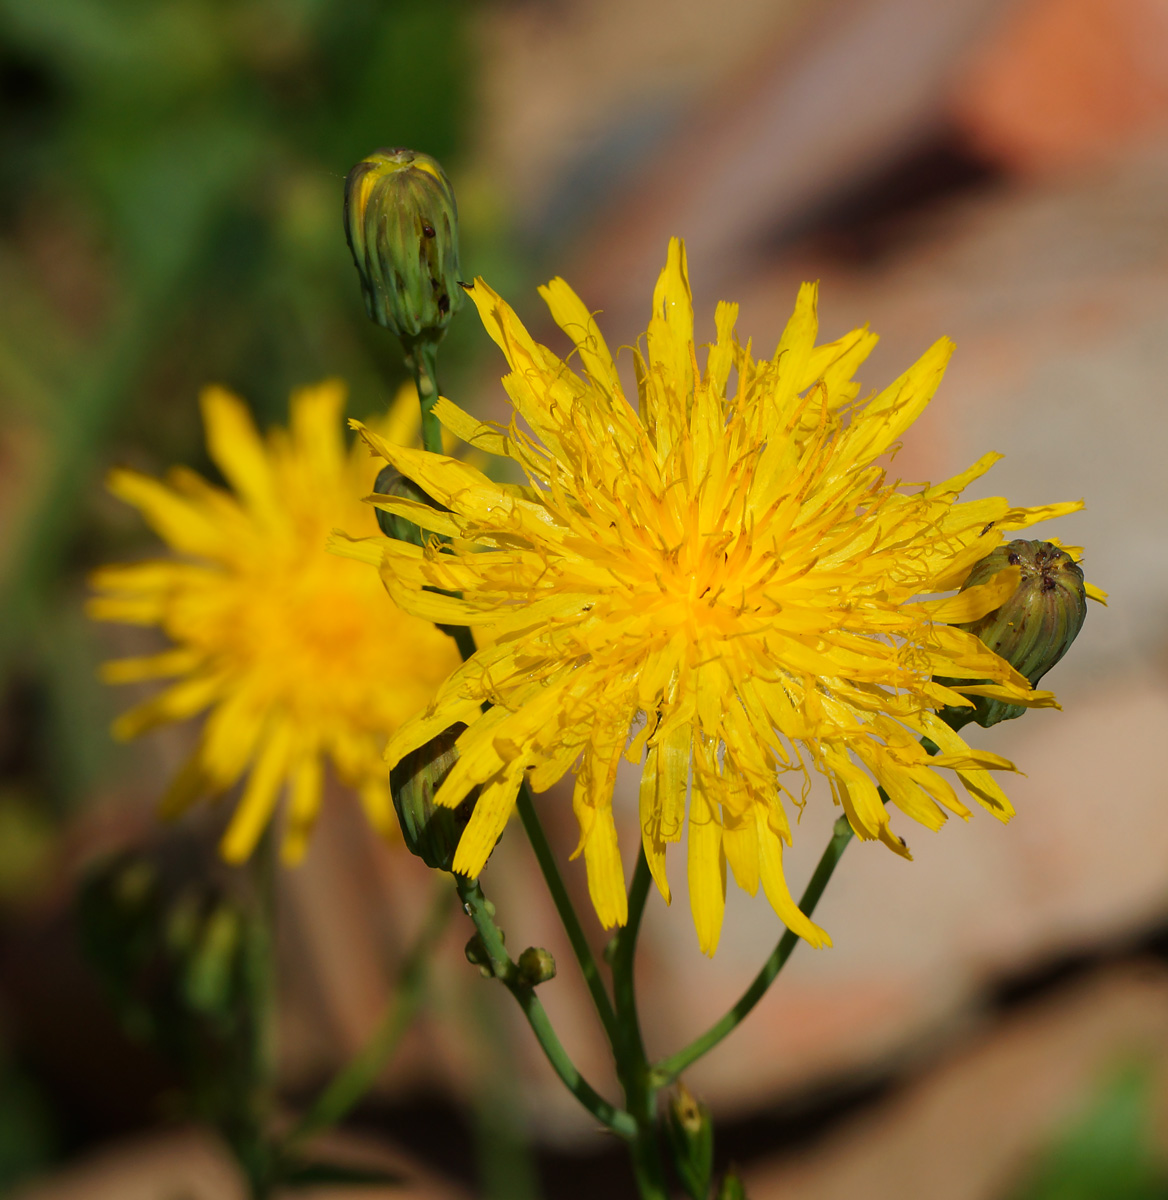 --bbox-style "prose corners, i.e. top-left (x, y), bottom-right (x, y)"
top-left (220, 721), bottom-right (293, 863)
top-left (200, 386), bottom-right (281, 526)
top-left (538, 276), bottom-right (623, 400)
top-left (688, 767), bottom-right (726, 956)
top-left (281, 750), bottom-right (324, 865)
top-left (756, 805), bottom-right (830, 948)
